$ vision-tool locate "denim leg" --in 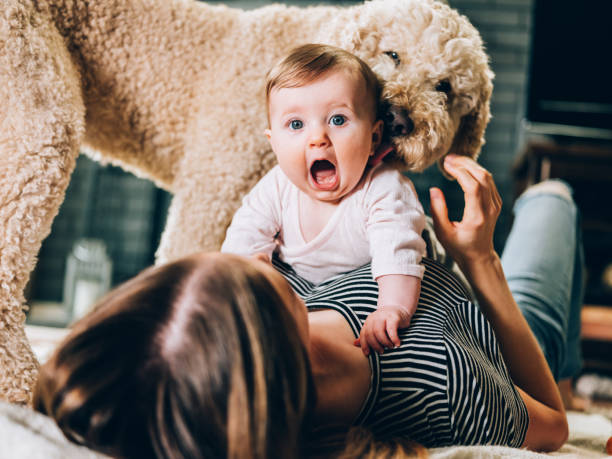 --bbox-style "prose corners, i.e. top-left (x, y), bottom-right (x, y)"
top-left (560, 219), bottom-right (585, 380)
top-left (500, 180), bottom-right (584, 381)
